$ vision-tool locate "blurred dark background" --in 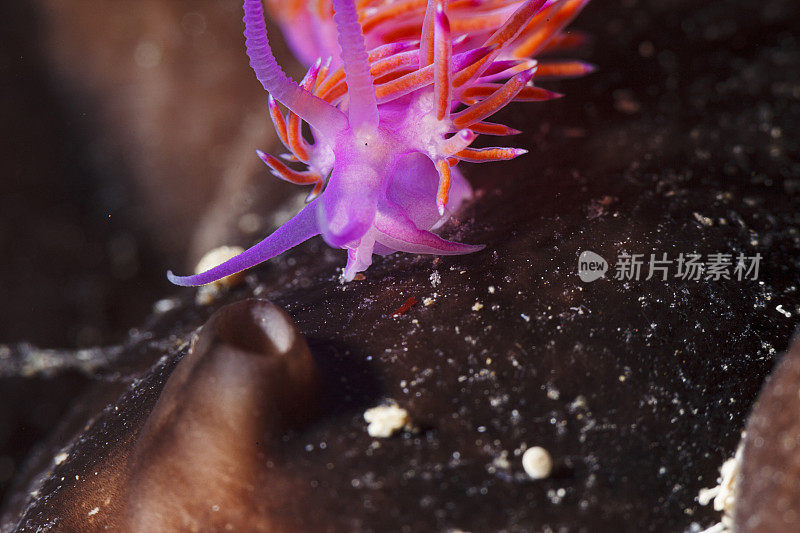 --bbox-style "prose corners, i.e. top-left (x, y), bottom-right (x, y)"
top-left (0, 0), bottom-right (159, 503)
top-left (0, 0), bottom-right (286, 505)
